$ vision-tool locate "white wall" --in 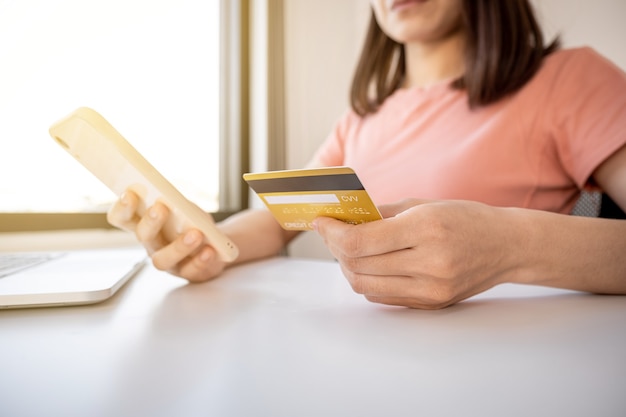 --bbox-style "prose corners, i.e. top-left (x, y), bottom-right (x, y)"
top-left (283, 0), bottom-right (626, 259)
top-left (283, 0), bottom-right (369, 259)
top-left (531, 0), bottom-right (626, 70)
top-left (283, 0), bottom-right (370, 170)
